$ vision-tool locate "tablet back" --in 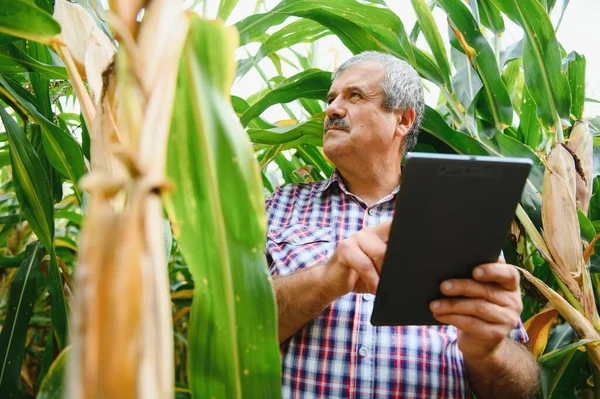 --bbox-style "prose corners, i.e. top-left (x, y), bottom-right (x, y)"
top-left (371, 153), bottom-right (532, 326)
